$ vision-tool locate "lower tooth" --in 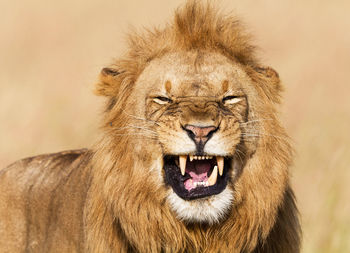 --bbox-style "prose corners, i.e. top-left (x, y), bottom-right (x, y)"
top-left (194, 181), bottom-right (207, 188)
